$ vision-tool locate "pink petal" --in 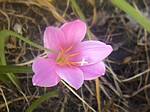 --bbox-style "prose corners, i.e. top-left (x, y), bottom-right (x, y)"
top-left (32, 58), bottom-right (60, 87)
top-left (61, 19), bottom-right (87, 45)
top-left (73, 40), bottom-right (113, 65)
top-left (80, 61), bottom-right (106, 80)
top-left (43, 26), bottom-right (65, 50)
top-left (56, 66), bottom-right (84, 90)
